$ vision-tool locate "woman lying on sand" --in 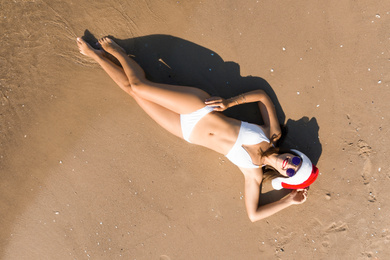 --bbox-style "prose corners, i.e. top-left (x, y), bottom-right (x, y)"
top-left (76, 37), bottom-right (318, 222)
